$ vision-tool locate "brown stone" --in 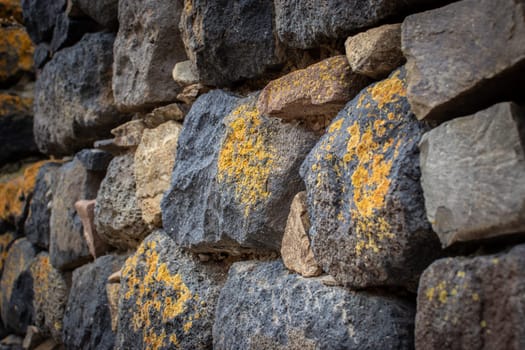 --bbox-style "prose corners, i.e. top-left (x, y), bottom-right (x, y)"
top-left (105, 283), bottom-right (119, 332)
top-left (345, 23), bottom-right (405, 80)
top-left (0, 21), bottom-right (33, 85)
top-left (172, 60), bottom-right (199, 86)
top-left (176, 83), bottom-right (211, 105)
top-left (110, 119), bottom-right (145, 148)
top-left (22, 325), bottom-right (44, 350)
top-left (74, 199), bottom-right (110, 258)
top-left (0, 0), bottom-right (23, 22)
top-left (281, 192), bottom-right (322, 277)
top-left (33, 339), bottom-right (62, 350)
top-left (107, 270), bottom-right (120, 283)
top-left (144, 103), bottom-right (187, 127)
top-left (257, 56), bottom-right (371, 122)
